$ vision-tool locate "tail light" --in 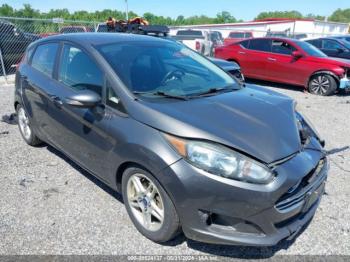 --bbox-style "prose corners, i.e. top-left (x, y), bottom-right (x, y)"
top-left (195, 41), bottom-right (200, 51)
